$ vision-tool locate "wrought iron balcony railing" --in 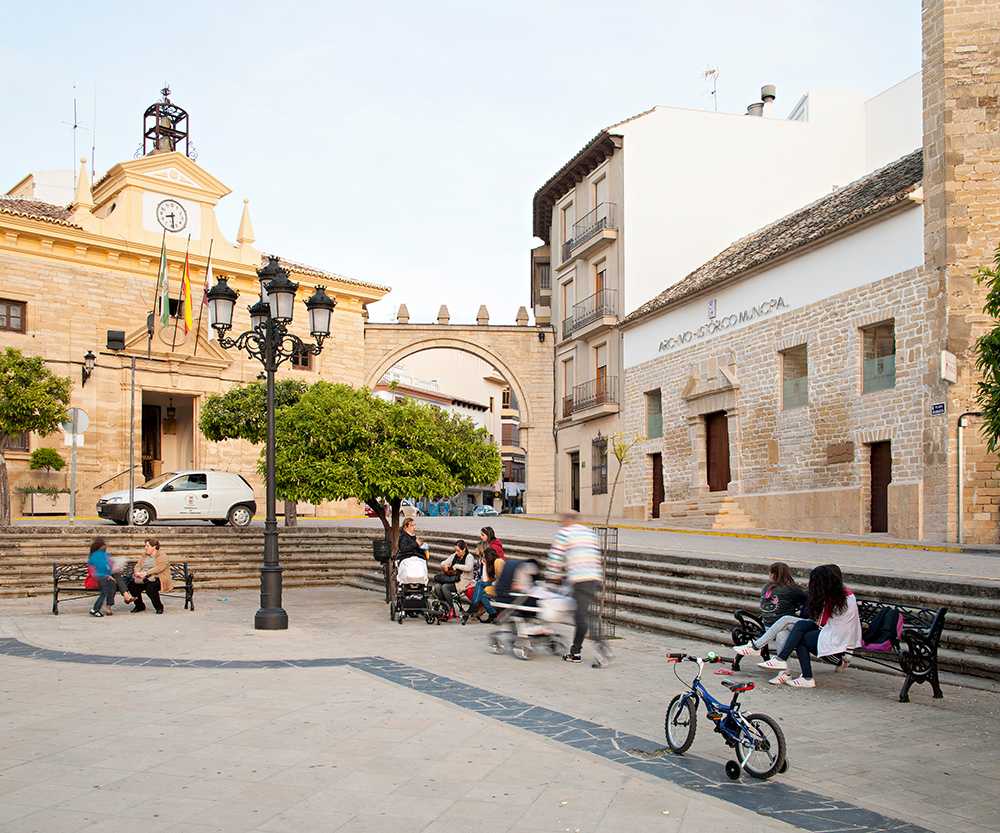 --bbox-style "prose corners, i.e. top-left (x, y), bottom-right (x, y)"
top-left (561, 202), bottom-right (617, 262)
top-left (562, 394), bottom-right (574, 419)
top-left (572, 288), bottom-right (617, 330)
top-left (573, 376), bottom-right (618, 412)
